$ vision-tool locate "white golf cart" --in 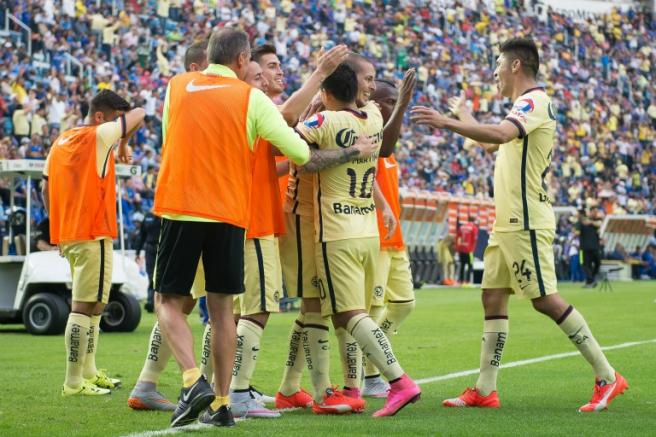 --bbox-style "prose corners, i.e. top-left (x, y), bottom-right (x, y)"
top-left (0, 159), bottom-right (148, 335)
